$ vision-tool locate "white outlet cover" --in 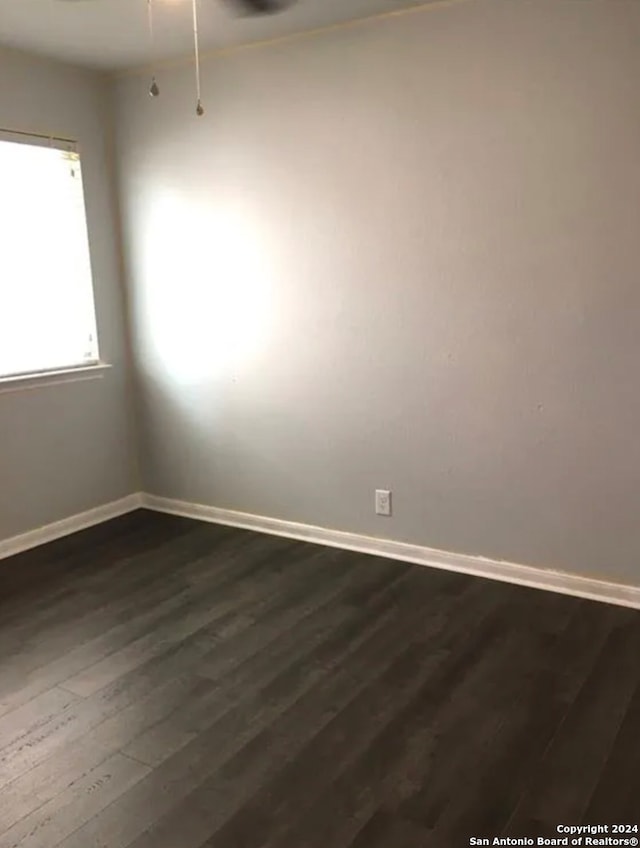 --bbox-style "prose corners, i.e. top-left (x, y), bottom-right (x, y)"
top-left (375, 489), bottom-right (392, 517)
